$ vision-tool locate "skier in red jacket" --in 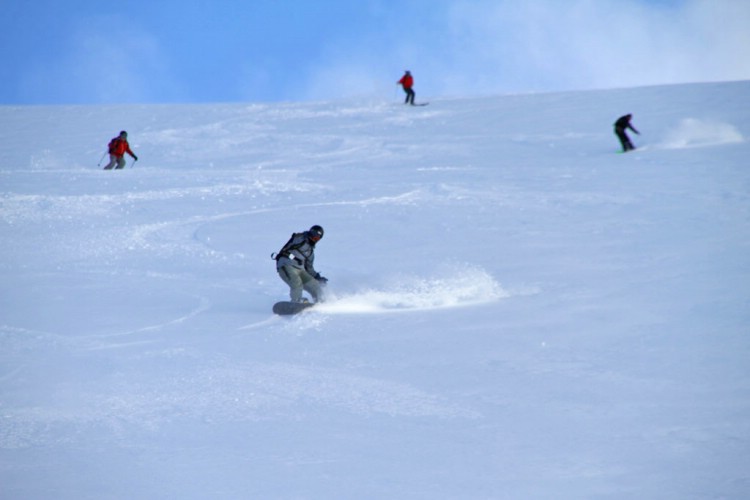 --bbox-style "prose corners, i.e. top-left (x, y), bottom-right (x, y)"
top-left (397, 70), bottom-right (415, 105)
top-left (103, 131), bottom-right (138, 170)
